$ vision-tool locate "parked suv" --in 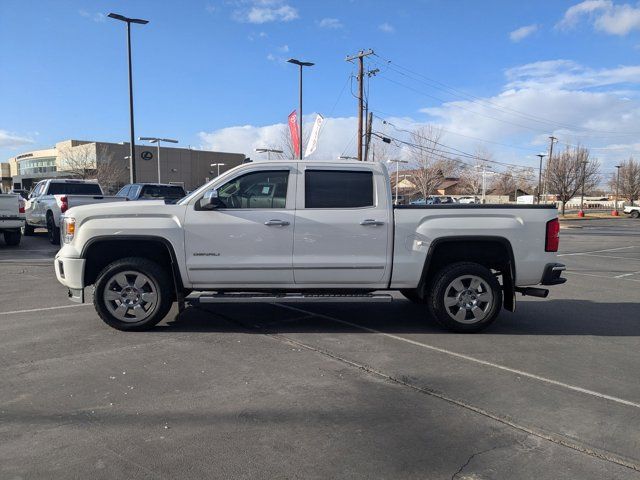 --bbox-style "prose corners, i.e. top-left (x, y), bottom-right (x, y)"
top-left (116, 183), bottom-right (186, 202)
